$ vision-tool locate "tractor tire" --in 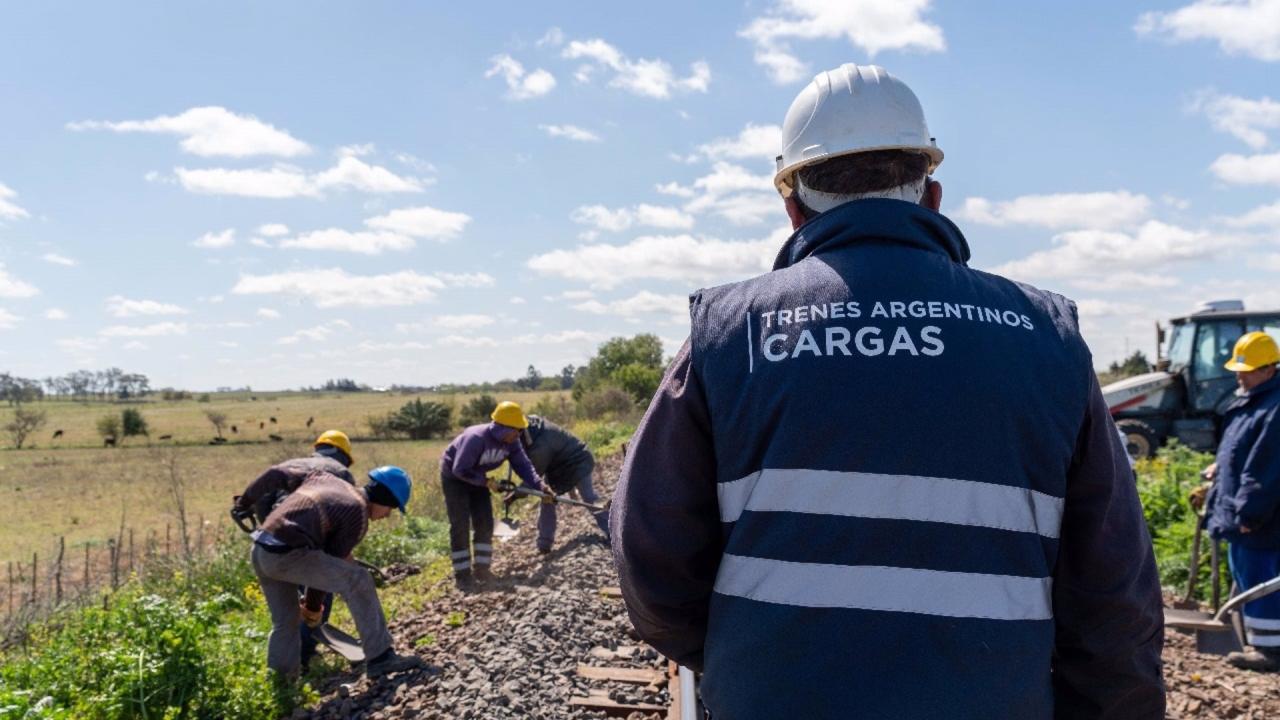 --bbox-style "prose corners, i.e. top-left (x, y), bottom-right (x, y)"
top-left (1117, 419), bottom-right (1162, 460)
